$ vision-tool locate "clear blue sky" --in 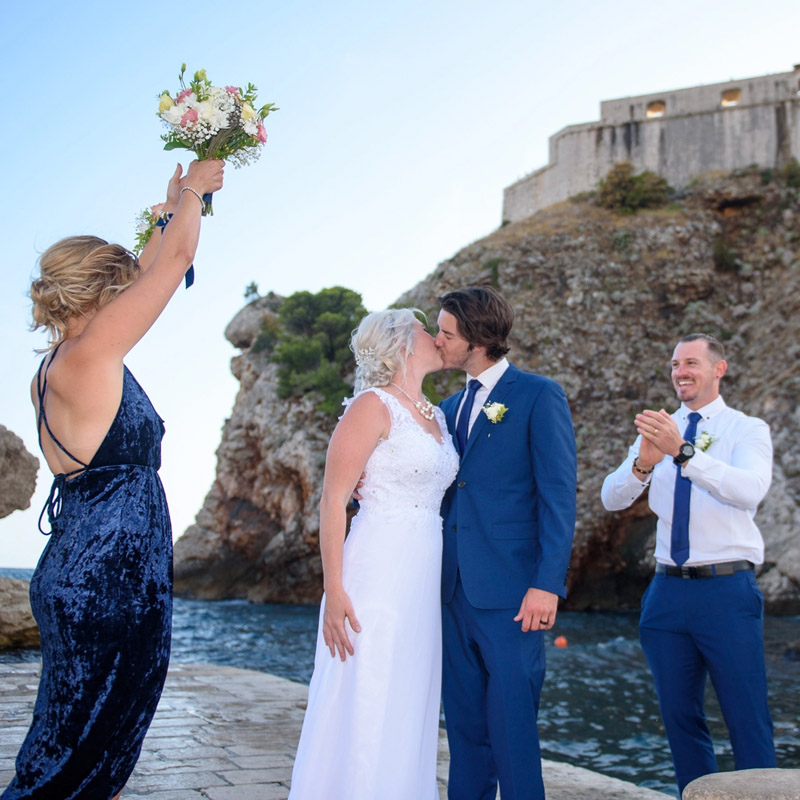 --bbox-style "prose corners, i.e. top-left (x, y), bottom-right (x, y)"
top-left (2, 0), bottom-right (798, 567)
